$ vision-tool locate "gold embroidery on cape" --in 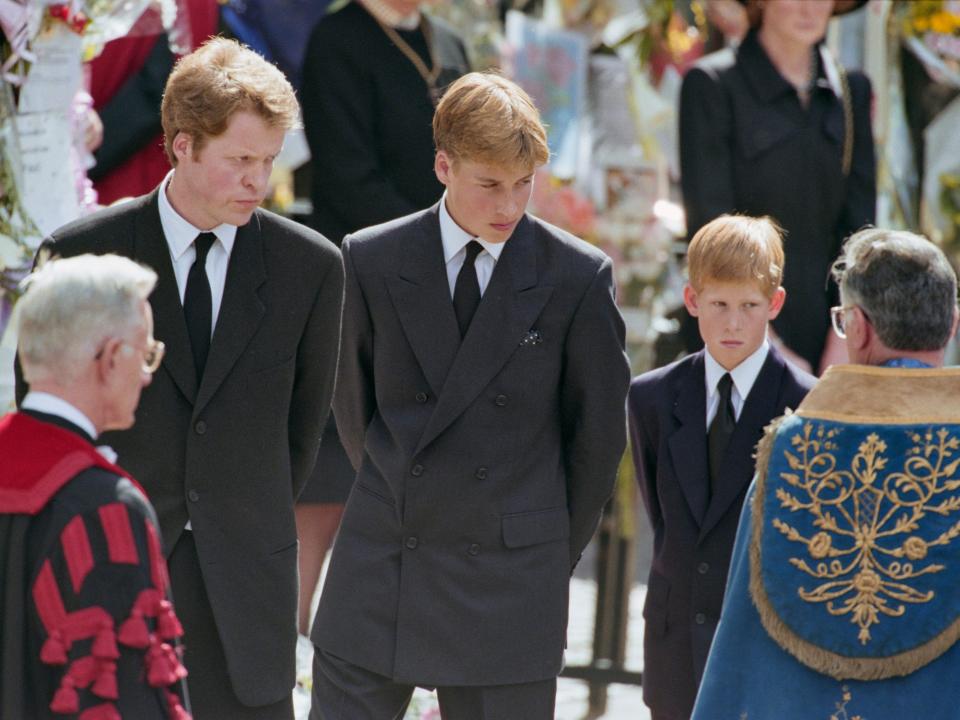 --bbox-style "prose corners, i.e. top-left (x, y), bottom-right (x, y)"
top-left (830, 685), bottom-right (865, 720)
top-left (773, 422), bottom-right (960, 645)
